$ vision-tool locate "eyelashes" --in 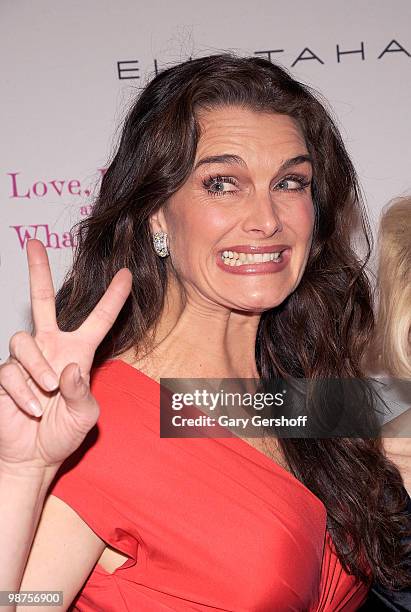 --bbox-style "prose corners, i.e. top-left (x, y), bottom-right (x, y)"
top-left (202, 175), bottom-right (238, 197)
top-left (202, 174), bottom-right (312, 198)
